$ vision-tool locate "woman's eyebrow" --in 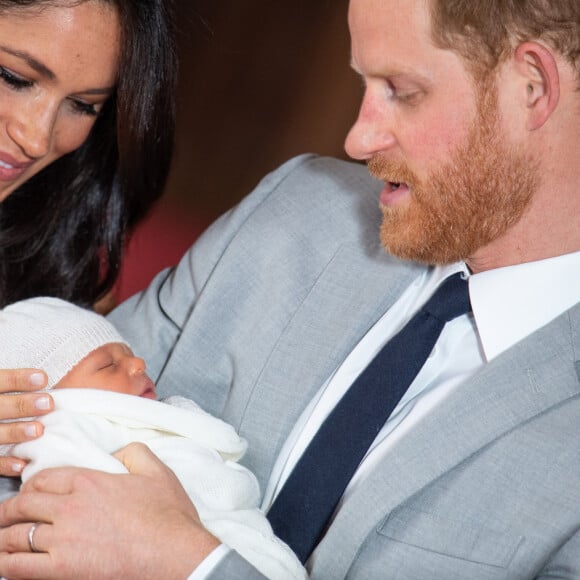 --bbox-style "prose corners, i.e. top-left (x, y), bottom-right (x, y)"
top-left (0, 45), bottom-right (115, 95)
top-left (79, 86), bottom-right (115, 96)
top-left (0, 45), bottom-right (55, 80)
